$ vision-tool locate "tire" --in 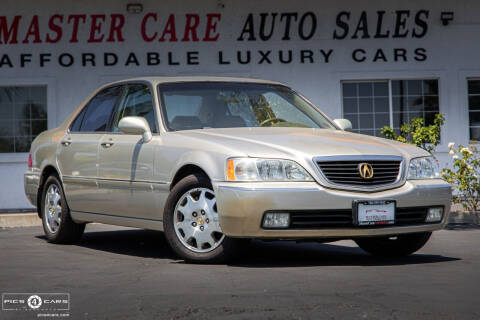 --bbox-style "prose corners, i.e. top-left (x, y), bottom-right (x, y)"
top-left (354, 232), bottom-right (432, 257)
top-left (41, 175), bottom-right (85, 244)
top-left (163, 173), bottom-right (241, 263)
